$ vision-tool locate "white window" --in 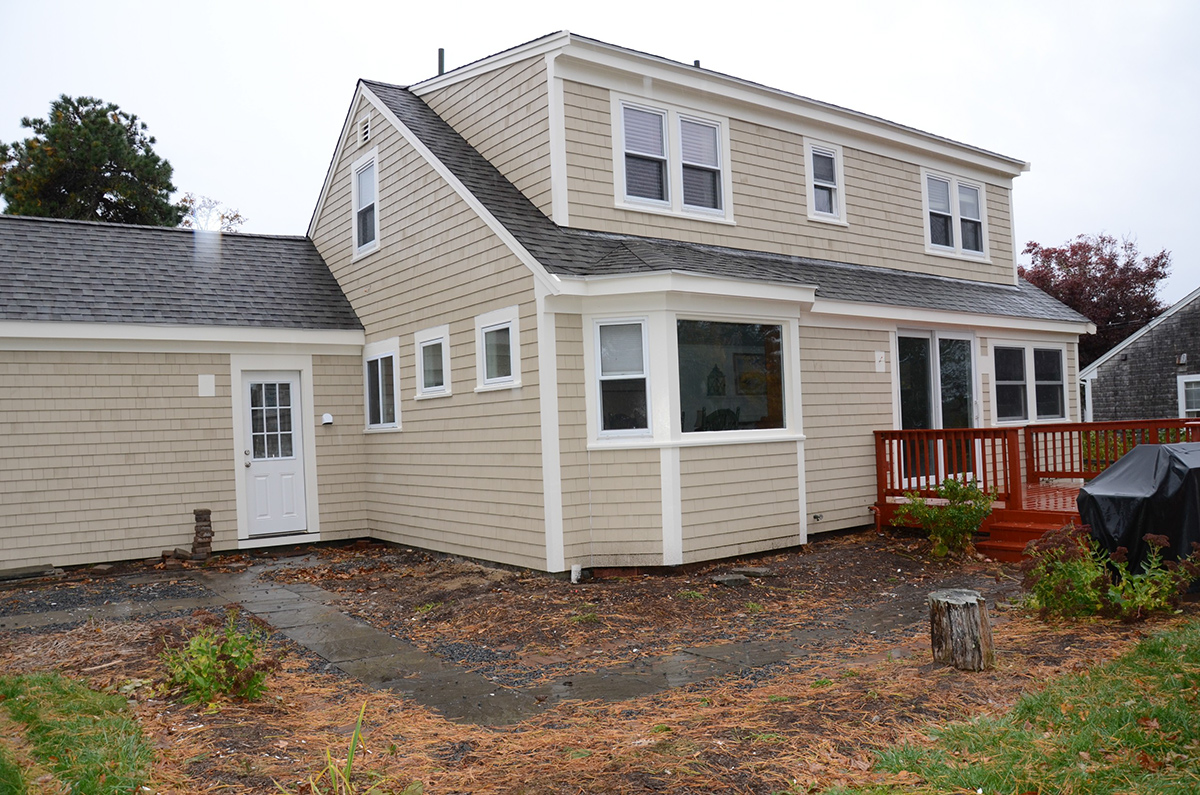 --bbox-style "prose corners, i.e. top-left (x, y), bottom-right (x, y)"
top-left (922, 168), bottom-right (987, 258)
top-left (993, 344), bottom-right (1065, 423)
top-left (677, 320), bottom-right (784, 433)
top-left (364, 338), bottom-right (399, 430)
top-left (351, 148), bottom-right (379, 257)
top-left (614, 97), bottom-right (732, 222)
top-left (414, 325), bottom-right (451, 399)
top-left (596, 320), bottom-right (650, 435)
top-left (804, 139), bottom-right (846, 224)
top-left (474, 306), bottom-right (521, 391)
top-left (1178, 375), bottom-right (1200, 418)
